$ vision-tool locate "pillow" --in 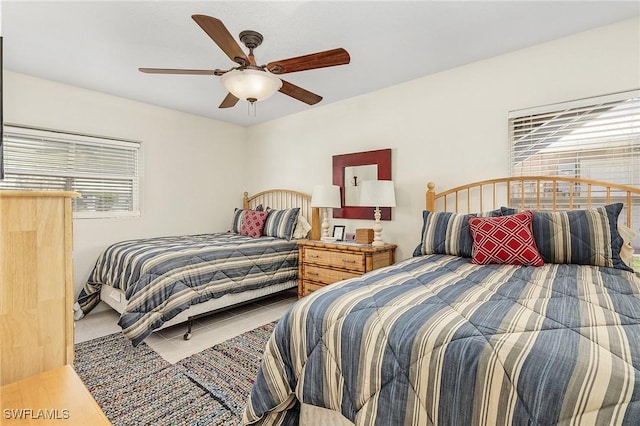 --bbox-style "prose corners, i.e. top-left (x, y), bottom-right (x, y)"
top-left (292, 214), bottom-right (312, 239)
top-left (231, 204), bottom-right (263, 233)
top-left (468, 211), bottom-right (544, 266)
top-left (263, 208), bottom-right (300, 240)
top-left (503, 208), bottom-right (636, 268)
top-left (531, 203), bottom-right (630, 271)
top-left (414, 209), bottom-right (503, 258)
top-left (240, 210), bottom-right (269, 238)
top-left (500, 206), bottom-right (519, 216)
top-left (618, 224), bottom-right (637, 270)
